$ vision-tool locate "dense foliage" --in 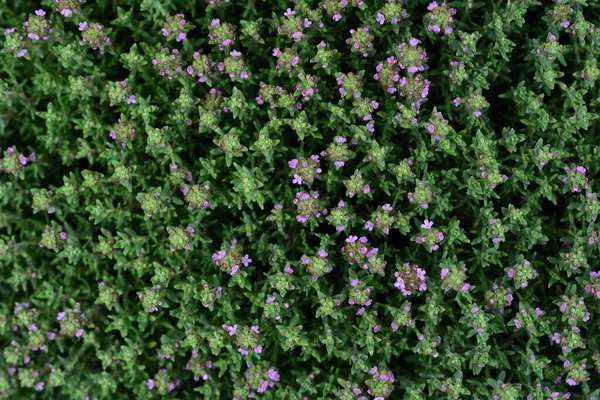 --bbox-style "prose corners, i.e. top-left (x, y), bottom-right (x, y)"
top-left (1, 0), bottom-right (600, 398)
